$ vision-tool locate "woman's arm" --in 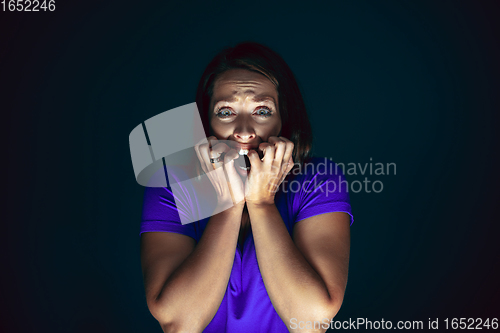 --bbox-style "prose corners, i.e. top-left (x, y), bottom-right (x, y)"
top-left (247, 204), bottom-right (350, 333)
top-left (140, 203), bottom-right (244, 333)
